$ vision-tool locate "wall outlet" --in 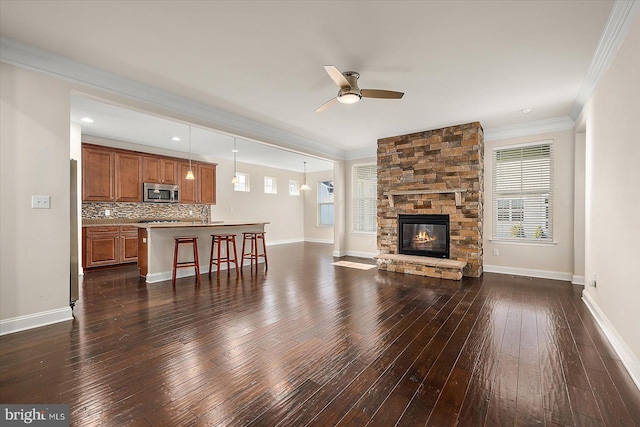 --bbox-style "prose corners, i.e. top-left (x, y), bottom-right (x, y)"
top-left (368, 239), bottom-right (373, 246)
top-left (104, 209), bottom-right (111, 216)
top-left (31, 195), bottom-right (50, 209)
top-left (493, 248), bottom-right (499, 256)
